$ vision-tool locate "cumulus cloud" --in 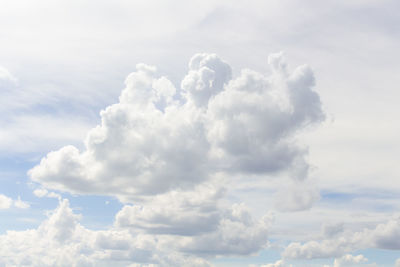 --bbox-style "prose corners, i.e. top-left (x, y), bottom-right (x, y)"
top-left (29, 52), bottom-right (324, 201)
top-left (283, 216), bottom-right (400, 259)
top-left (0, 195), bottom-right (271, 266)
top-left (0, 198), bottom-right (214, 267)
top-left (116, 184), bottom-right (272, 257)
top-left (14, 196), bottom-right (30, 209)
top-left (0, 194), bottom-right (29, 209)
top-left (33, 188), bottom-right (61, 199)
top-left (0, 194), bottom-right (12, 209)
top-left (396, 258), bottom-right (400, 267)
top-left (333, 254), bottom-right (368, 267)
top-left (20, 53), bottom-right (324, 264)
top-left (115, 183), bottom-right (224, 236)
